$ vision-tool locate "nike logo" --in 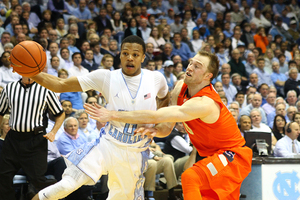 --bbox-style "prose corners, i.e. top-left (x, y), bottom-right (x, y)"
top-left (43, 193), bottom-right (48, 199)
top-left (114, 93), bottom-right (119, 98)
